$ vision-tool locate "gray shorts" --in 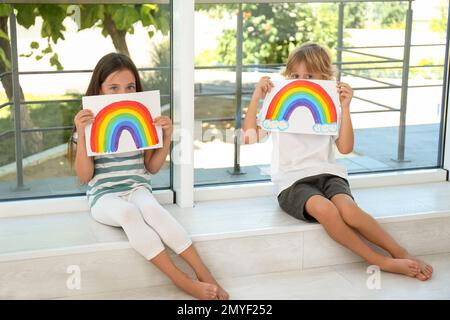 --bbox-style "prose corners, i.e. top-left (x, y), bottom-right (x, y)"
top-left (277, 174), bottom-right (354, 222)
